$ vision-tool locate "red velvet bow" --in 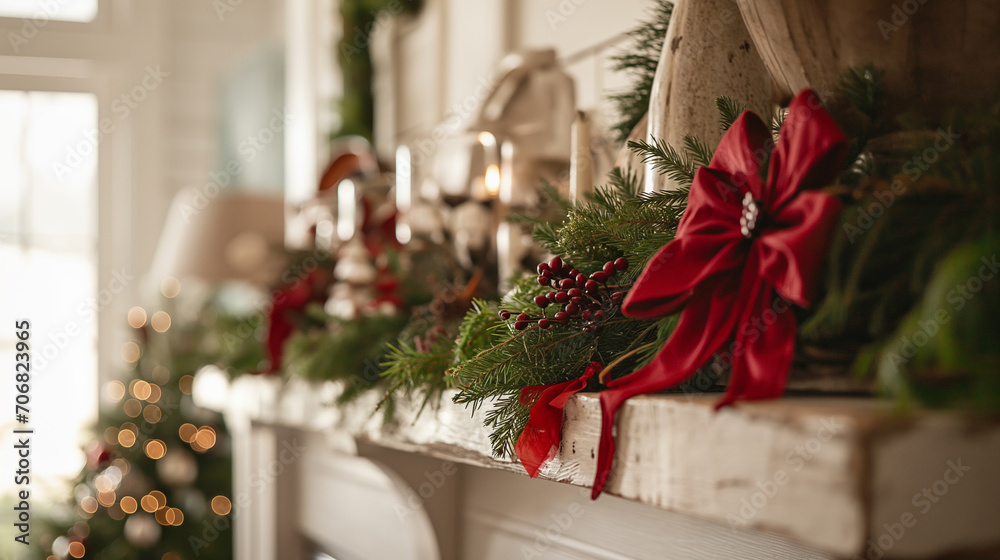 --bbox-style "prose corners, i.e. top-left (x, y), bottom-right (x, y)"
top-left (592, 90), bottom-right (848, 498)
top-left (515, 361), bottom-right (602, 478)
